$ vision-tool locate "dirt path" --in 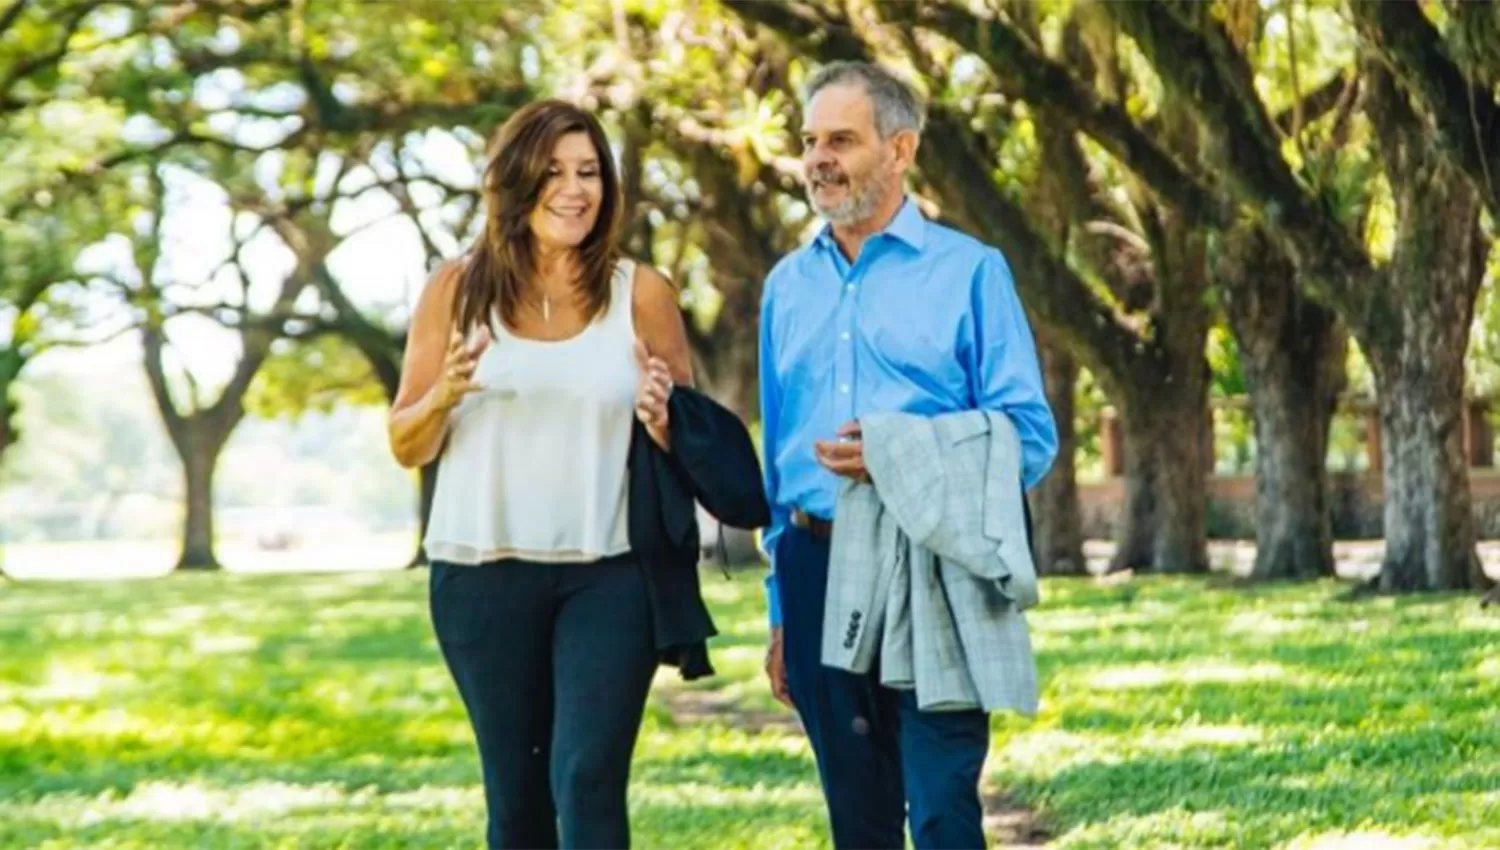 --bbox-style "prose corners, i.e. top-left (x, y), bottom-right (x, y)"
top-left (982, 786), bottom-right (1052, 848)
top-left (662, 688), bottom-right (1052, 847)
